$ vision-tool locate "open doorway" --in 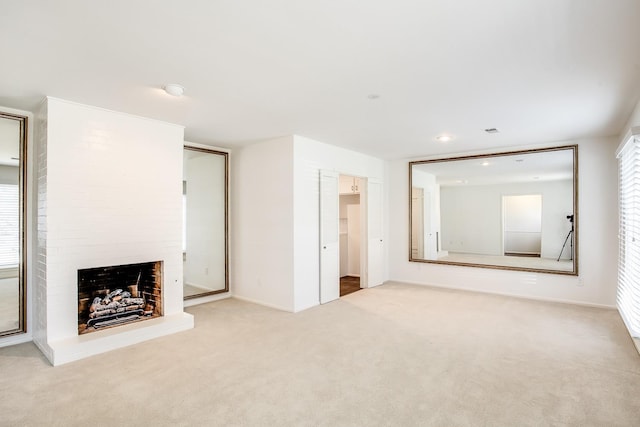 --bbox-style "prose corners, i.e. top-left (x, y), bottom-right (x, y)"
top-left (503, 194), bottom-right (542, 257)
top-left (339, 174), bottom-right (362, 297)
top-left (320, 171), bottom-right (382, 304)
